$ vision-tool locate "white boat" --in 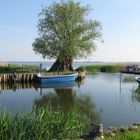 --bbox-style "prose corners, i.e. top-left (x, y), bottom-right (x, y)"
top-left (135, 77), bottom-right (140, 84)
